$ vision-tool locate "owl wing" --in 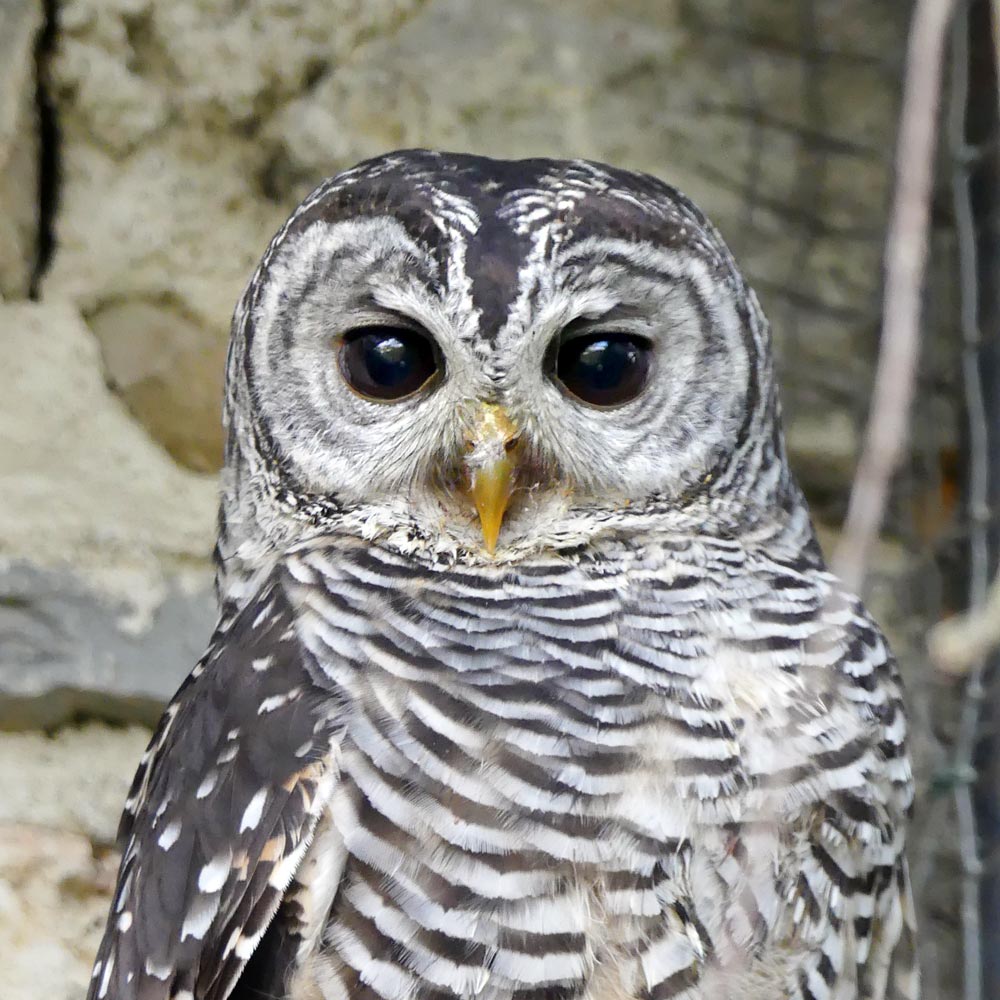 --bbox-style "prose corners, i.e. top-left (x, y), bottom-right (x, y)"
top-left (792, 600), bottom-right (920, 1000)
top-left (87, 577), bottom-right (345, 1000)
top-left (874, 857), bottom-right (920, 1000)
top-left (849, 614), bottom-right (920, 1000)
